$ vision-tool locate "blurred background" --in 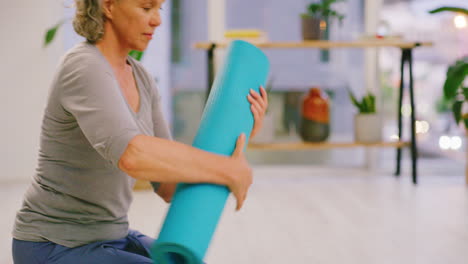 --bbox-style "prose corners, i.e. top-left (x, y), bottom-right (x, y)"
top-left (1, 0), bottom-right (467, 263)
